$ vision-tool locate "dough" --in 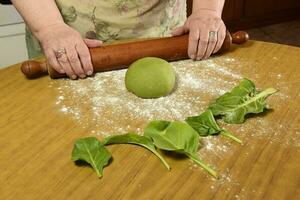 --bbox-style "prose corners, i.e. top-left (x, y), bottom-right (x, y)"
top-left (125, 57), bottom-right (176, 99)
